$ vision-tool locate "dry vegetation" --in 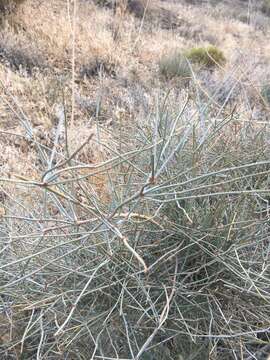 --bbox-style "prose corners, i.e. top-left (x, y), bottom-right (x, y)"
top-left (0, 0), bottom-right (270, 359)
